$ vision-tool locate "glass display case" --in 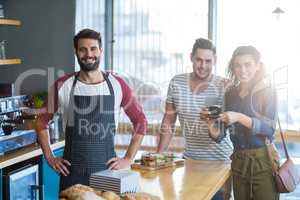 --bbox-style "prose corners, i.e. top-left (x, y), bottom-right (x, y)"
top-left (2, 156), bottom-right (43, 200)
